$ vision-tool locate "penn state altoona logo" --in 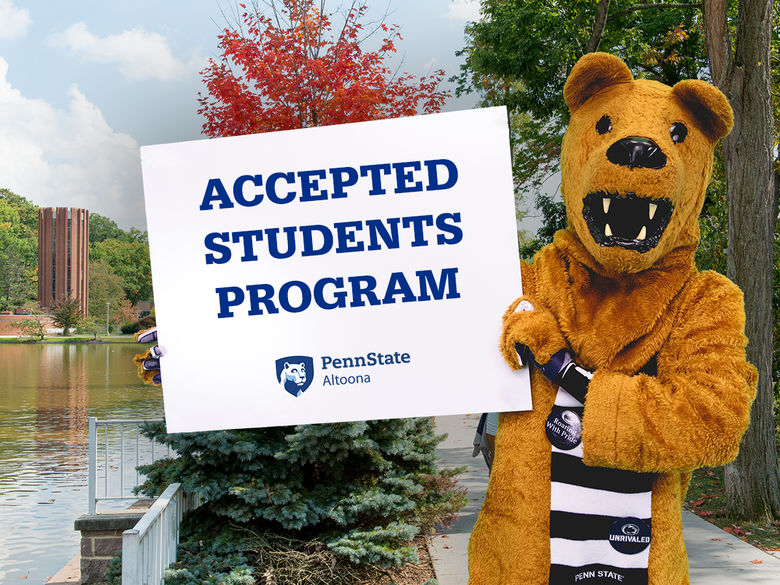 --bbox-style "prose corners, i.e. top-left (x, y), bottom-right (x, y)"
top-left (276, 356), bottom-right (314, 397)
